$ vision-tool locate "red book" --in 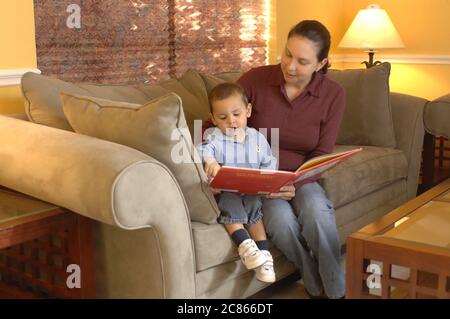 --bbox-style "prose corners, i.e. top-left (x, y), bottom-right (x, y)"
top-left (209, 148), bottom-right (363, 194)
